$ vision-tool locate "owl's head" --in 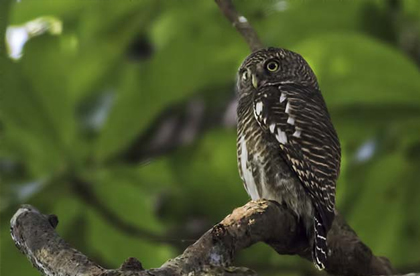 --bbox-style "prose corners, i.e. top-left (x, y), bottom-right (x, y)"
top-left (237, 47), bottom-right (318, 96)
